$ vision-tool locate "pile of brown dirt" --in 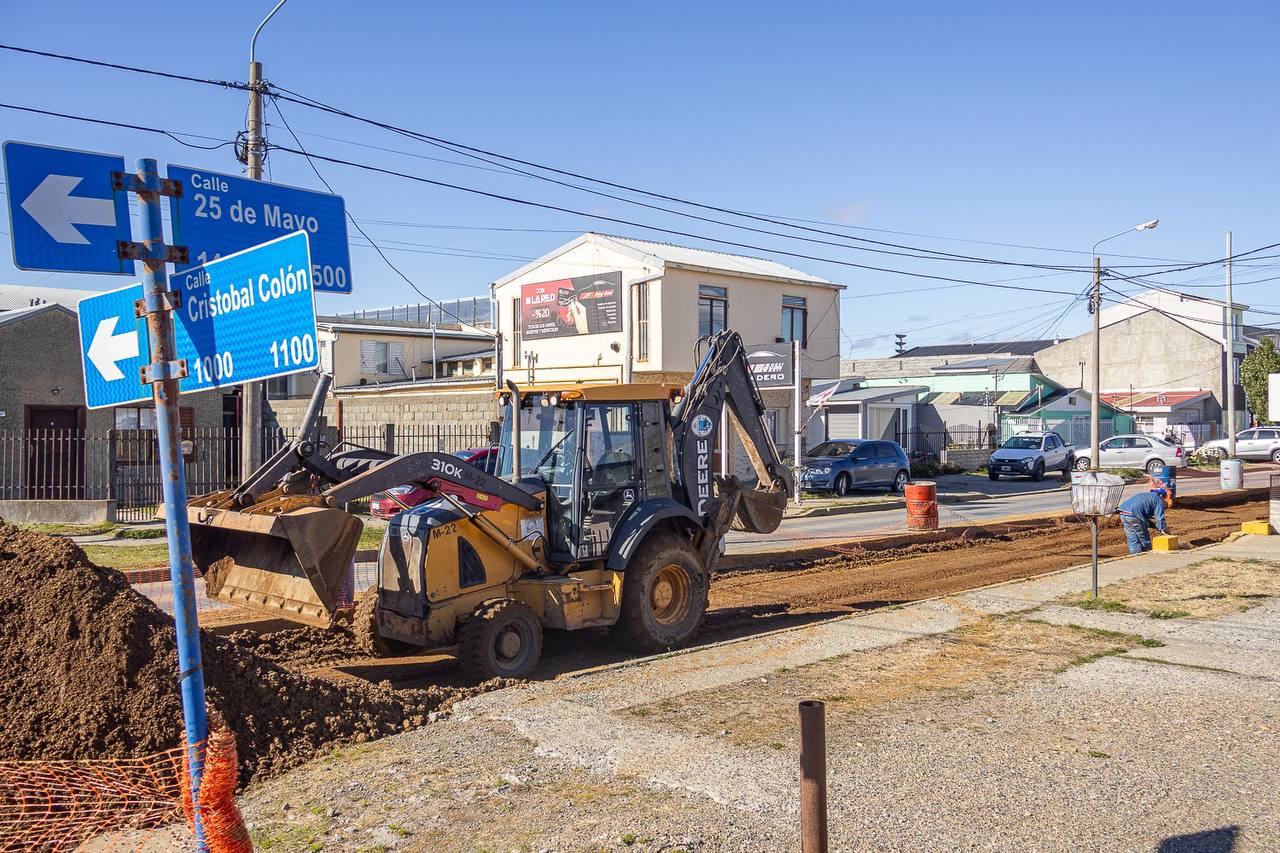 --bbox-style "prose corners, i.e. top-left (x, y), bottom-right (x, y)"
top-left (0, 523), bottom-right (509, 784)
top-left (223, 624), bottom-right (365, 669)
